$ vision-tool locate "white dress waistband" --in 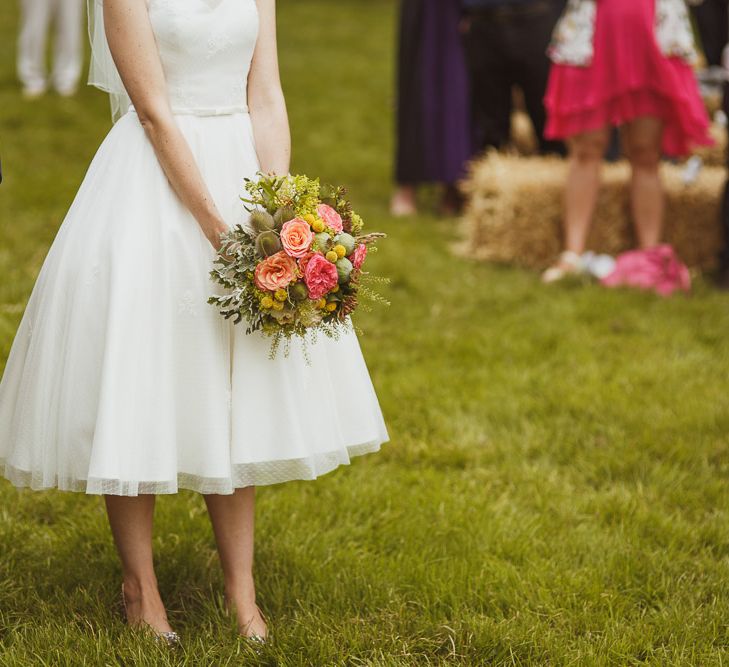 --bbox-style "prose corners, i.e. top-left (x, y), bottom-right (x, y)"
top-left (128, 104), bottom-right (249, 117)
